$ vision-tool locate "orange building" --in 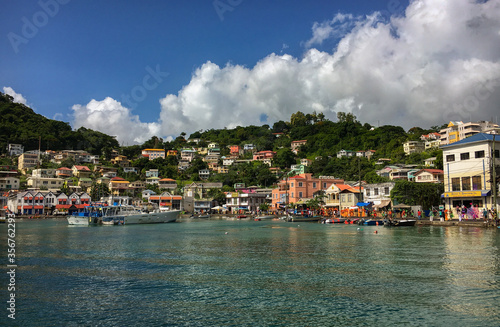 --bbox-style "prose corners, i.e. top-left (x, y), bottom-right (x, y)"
top-left (271, 173), bottom-right (343, 211)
